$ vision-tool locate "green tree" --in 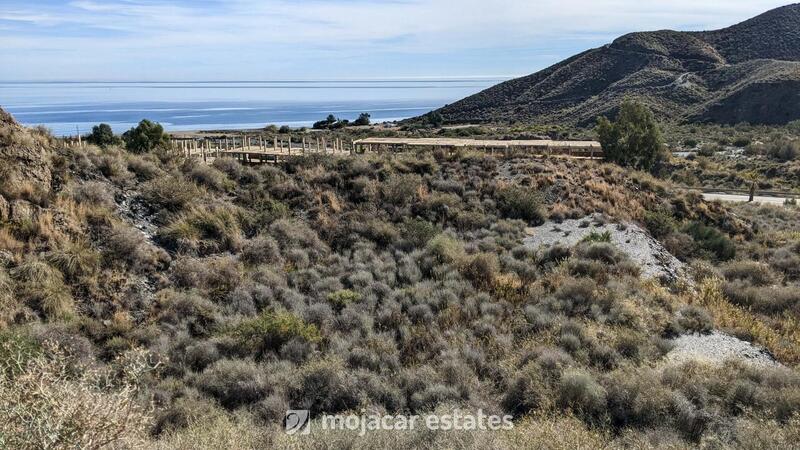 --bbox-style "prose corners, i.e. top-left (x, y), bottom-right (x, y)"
top-left (86, 123), bottom-right (120, 148)
top-left (425, 111), bottom-right (444, 128)
top-left (354, 113), bottom-right (371, 126)
top-left (596, 100), bottom-right (665, 171)
top-left (122, 119), bottom-right (170, 154)
top-left (313, 114), bottom-right (339, 130)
